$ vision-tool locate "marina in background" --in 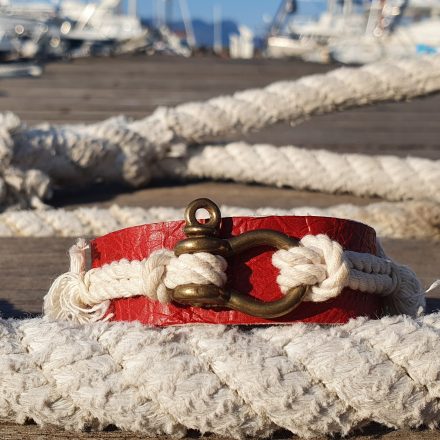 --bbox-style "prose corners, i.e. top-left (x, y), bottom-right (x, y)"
top-left (0, 0), bottom-right (439, 77)
top-left (0, 4), bottom-right (440, 440)
top-left (266, 0), bottom-right (440, 63)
